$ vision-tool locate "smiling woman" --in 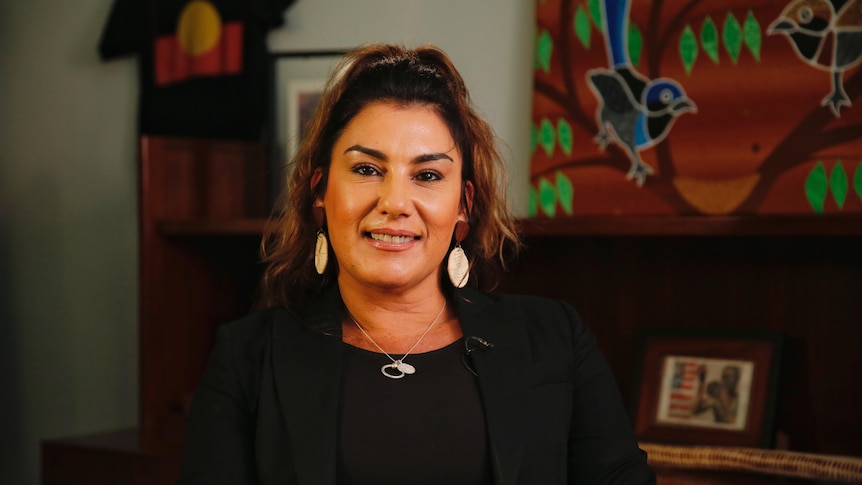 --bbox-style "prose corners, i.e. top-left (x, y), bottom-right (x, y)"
top-left (320, 103), bottom-right (468, 298)
top-left (177, 43), bottom-right (657, 485)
